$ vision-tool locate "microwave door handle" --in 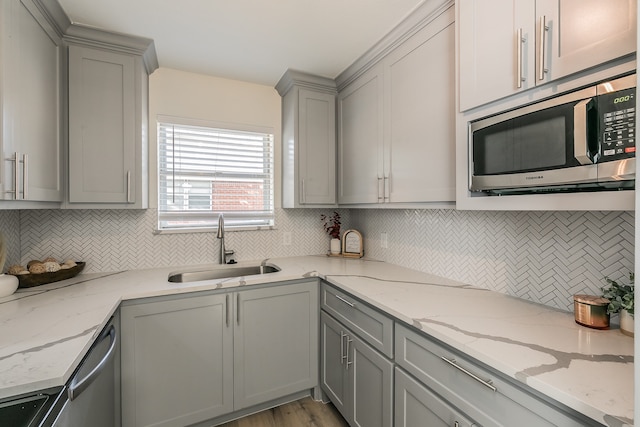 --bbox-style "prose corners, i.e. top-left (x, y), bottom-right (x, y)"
top-left (573, 98), bottom-right (594, 165)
